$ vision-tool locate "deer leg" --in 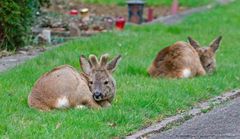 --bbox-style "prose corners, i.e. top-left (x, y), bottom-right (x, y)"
top-left (75, 105), bottom-right (87, 109)
top-left (84, 99), bottom-right (101, 109)
top-left (197, 67), bottom-right (206, 76)
top-left (28, 95), bottom-right (51, 111)
top-left (99, 101), bottom-right (111, 108)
